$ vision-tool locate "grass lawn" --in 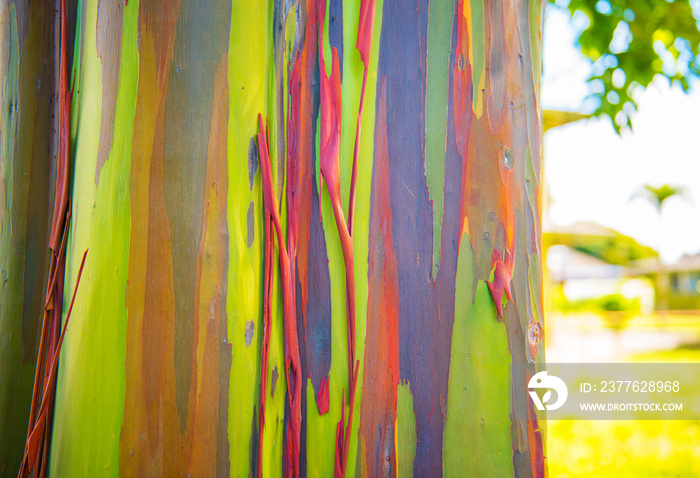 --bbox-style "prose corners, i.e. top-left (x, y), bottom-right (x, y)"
top-left (547, 339), bottom-right (700, 477)
top-left (547, 420), bottom-right (700, 477)
top-left (631, 343), bottom-right (700, 363)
